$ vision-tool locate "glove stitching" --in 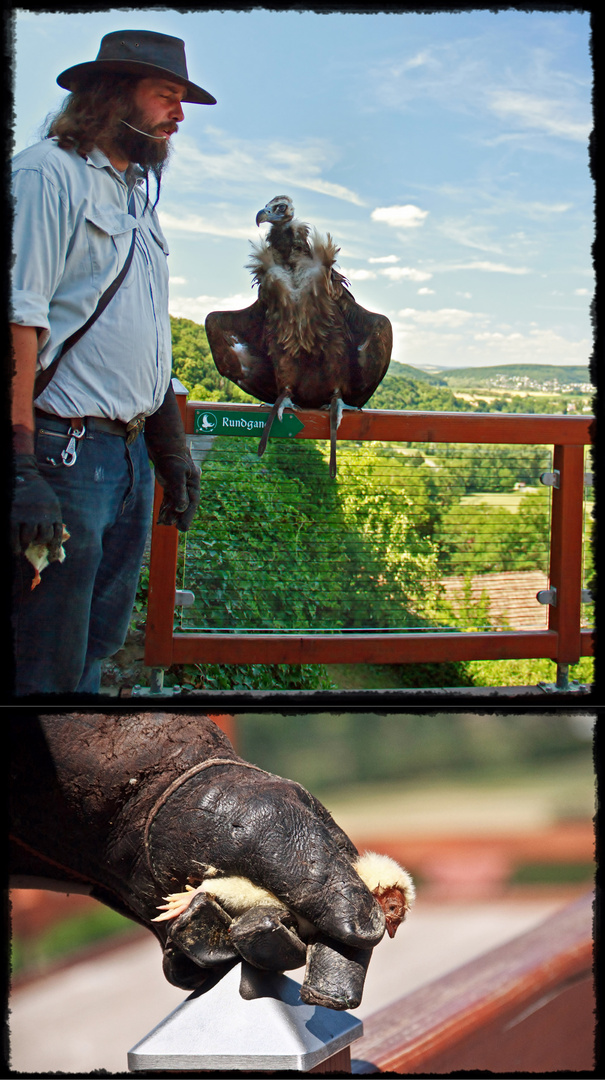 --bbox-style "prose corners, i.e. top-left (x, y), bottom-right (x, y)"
top-left (143, 757), bottom-right (270, 884)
